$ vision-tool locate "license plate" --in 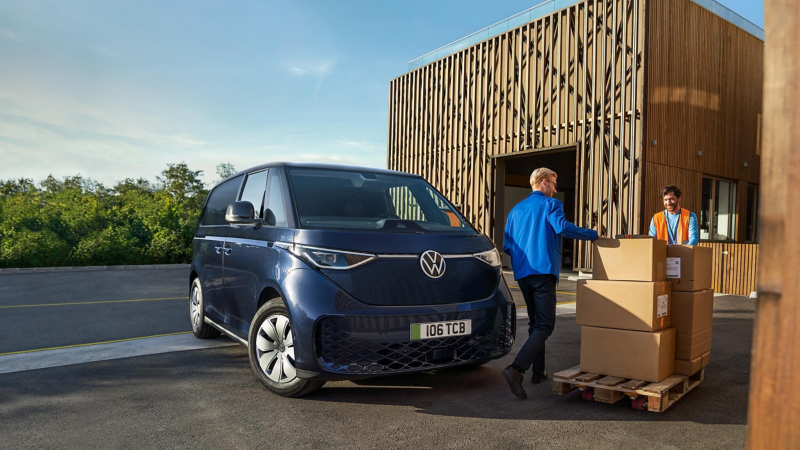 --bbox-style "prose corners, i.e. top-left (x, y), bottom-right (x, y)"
top-left (411, 320), bottom-right (471, 340)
